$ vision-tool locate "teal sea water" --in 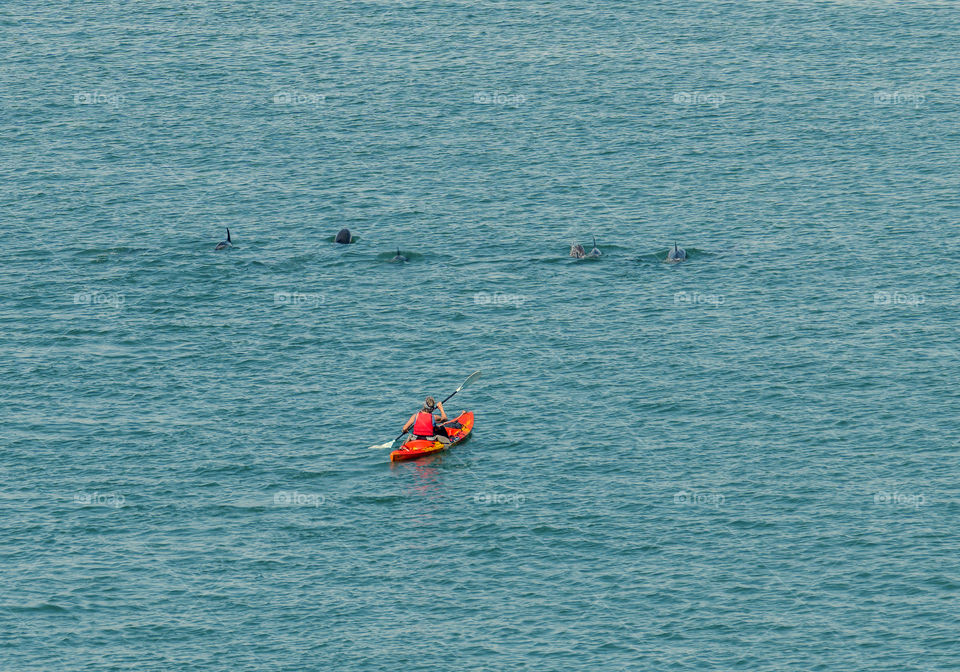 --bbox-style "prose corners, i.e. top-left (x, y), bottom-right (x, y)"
top-left (3, 1), bottom-right (959, 670)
